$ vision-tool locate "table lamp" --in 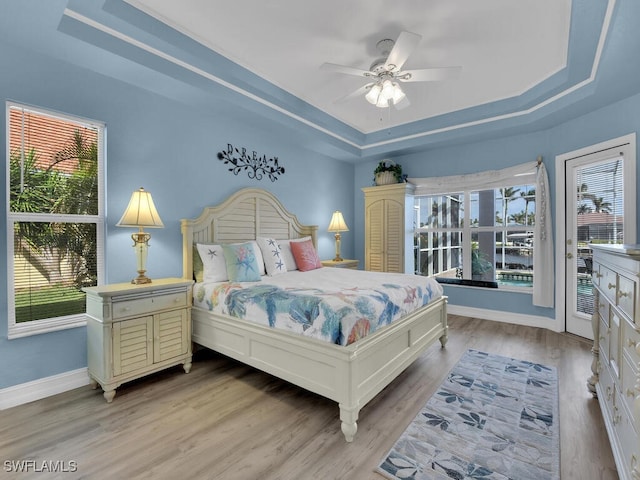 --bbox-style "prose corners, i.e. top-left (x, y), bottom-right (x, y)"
top-left (328, 211), bottom-right (349, 262)
top-left (116, 187), bottom-right (164, 284)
